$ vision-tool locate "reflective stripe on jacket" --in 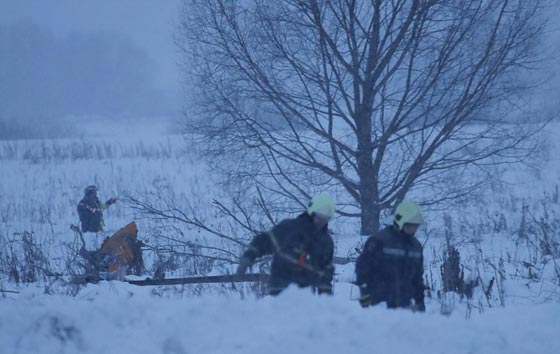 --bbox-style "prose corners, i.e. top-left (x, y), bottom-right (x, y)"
top-left (355, 226), bottom-right (424, 308)
top-left (242, 212), bottom-right (334, 293)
